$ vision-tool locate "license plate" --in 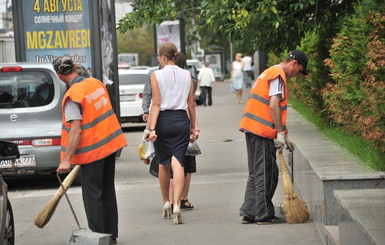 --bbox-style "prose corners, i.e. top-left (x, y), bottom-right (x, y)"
top-left (120, 95), bottom-right (135, 102)
top-left (0, 154), bottom-right (36, 168)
